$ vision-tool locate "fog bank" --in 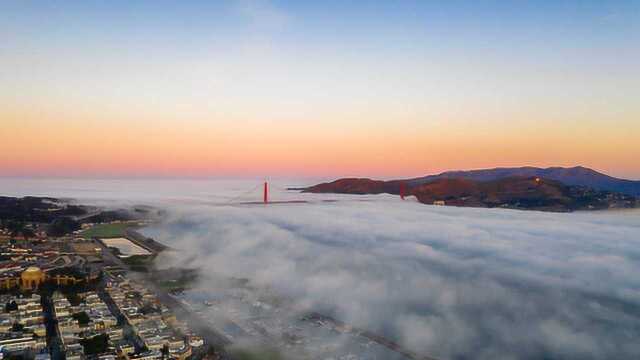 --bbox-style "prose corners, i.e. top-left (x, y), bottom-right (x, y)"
top-left (146, 201), bottom-right (640, 359)
top-left (3, 178), bottom-right (640, 359)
